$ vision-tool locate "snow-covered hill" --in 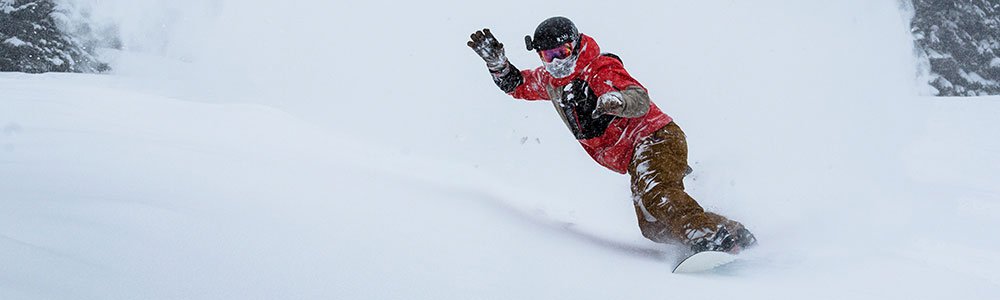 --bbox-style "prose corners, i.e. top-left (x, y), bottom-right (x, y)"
top-left (2, 0), bottom-right (1000, 299)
